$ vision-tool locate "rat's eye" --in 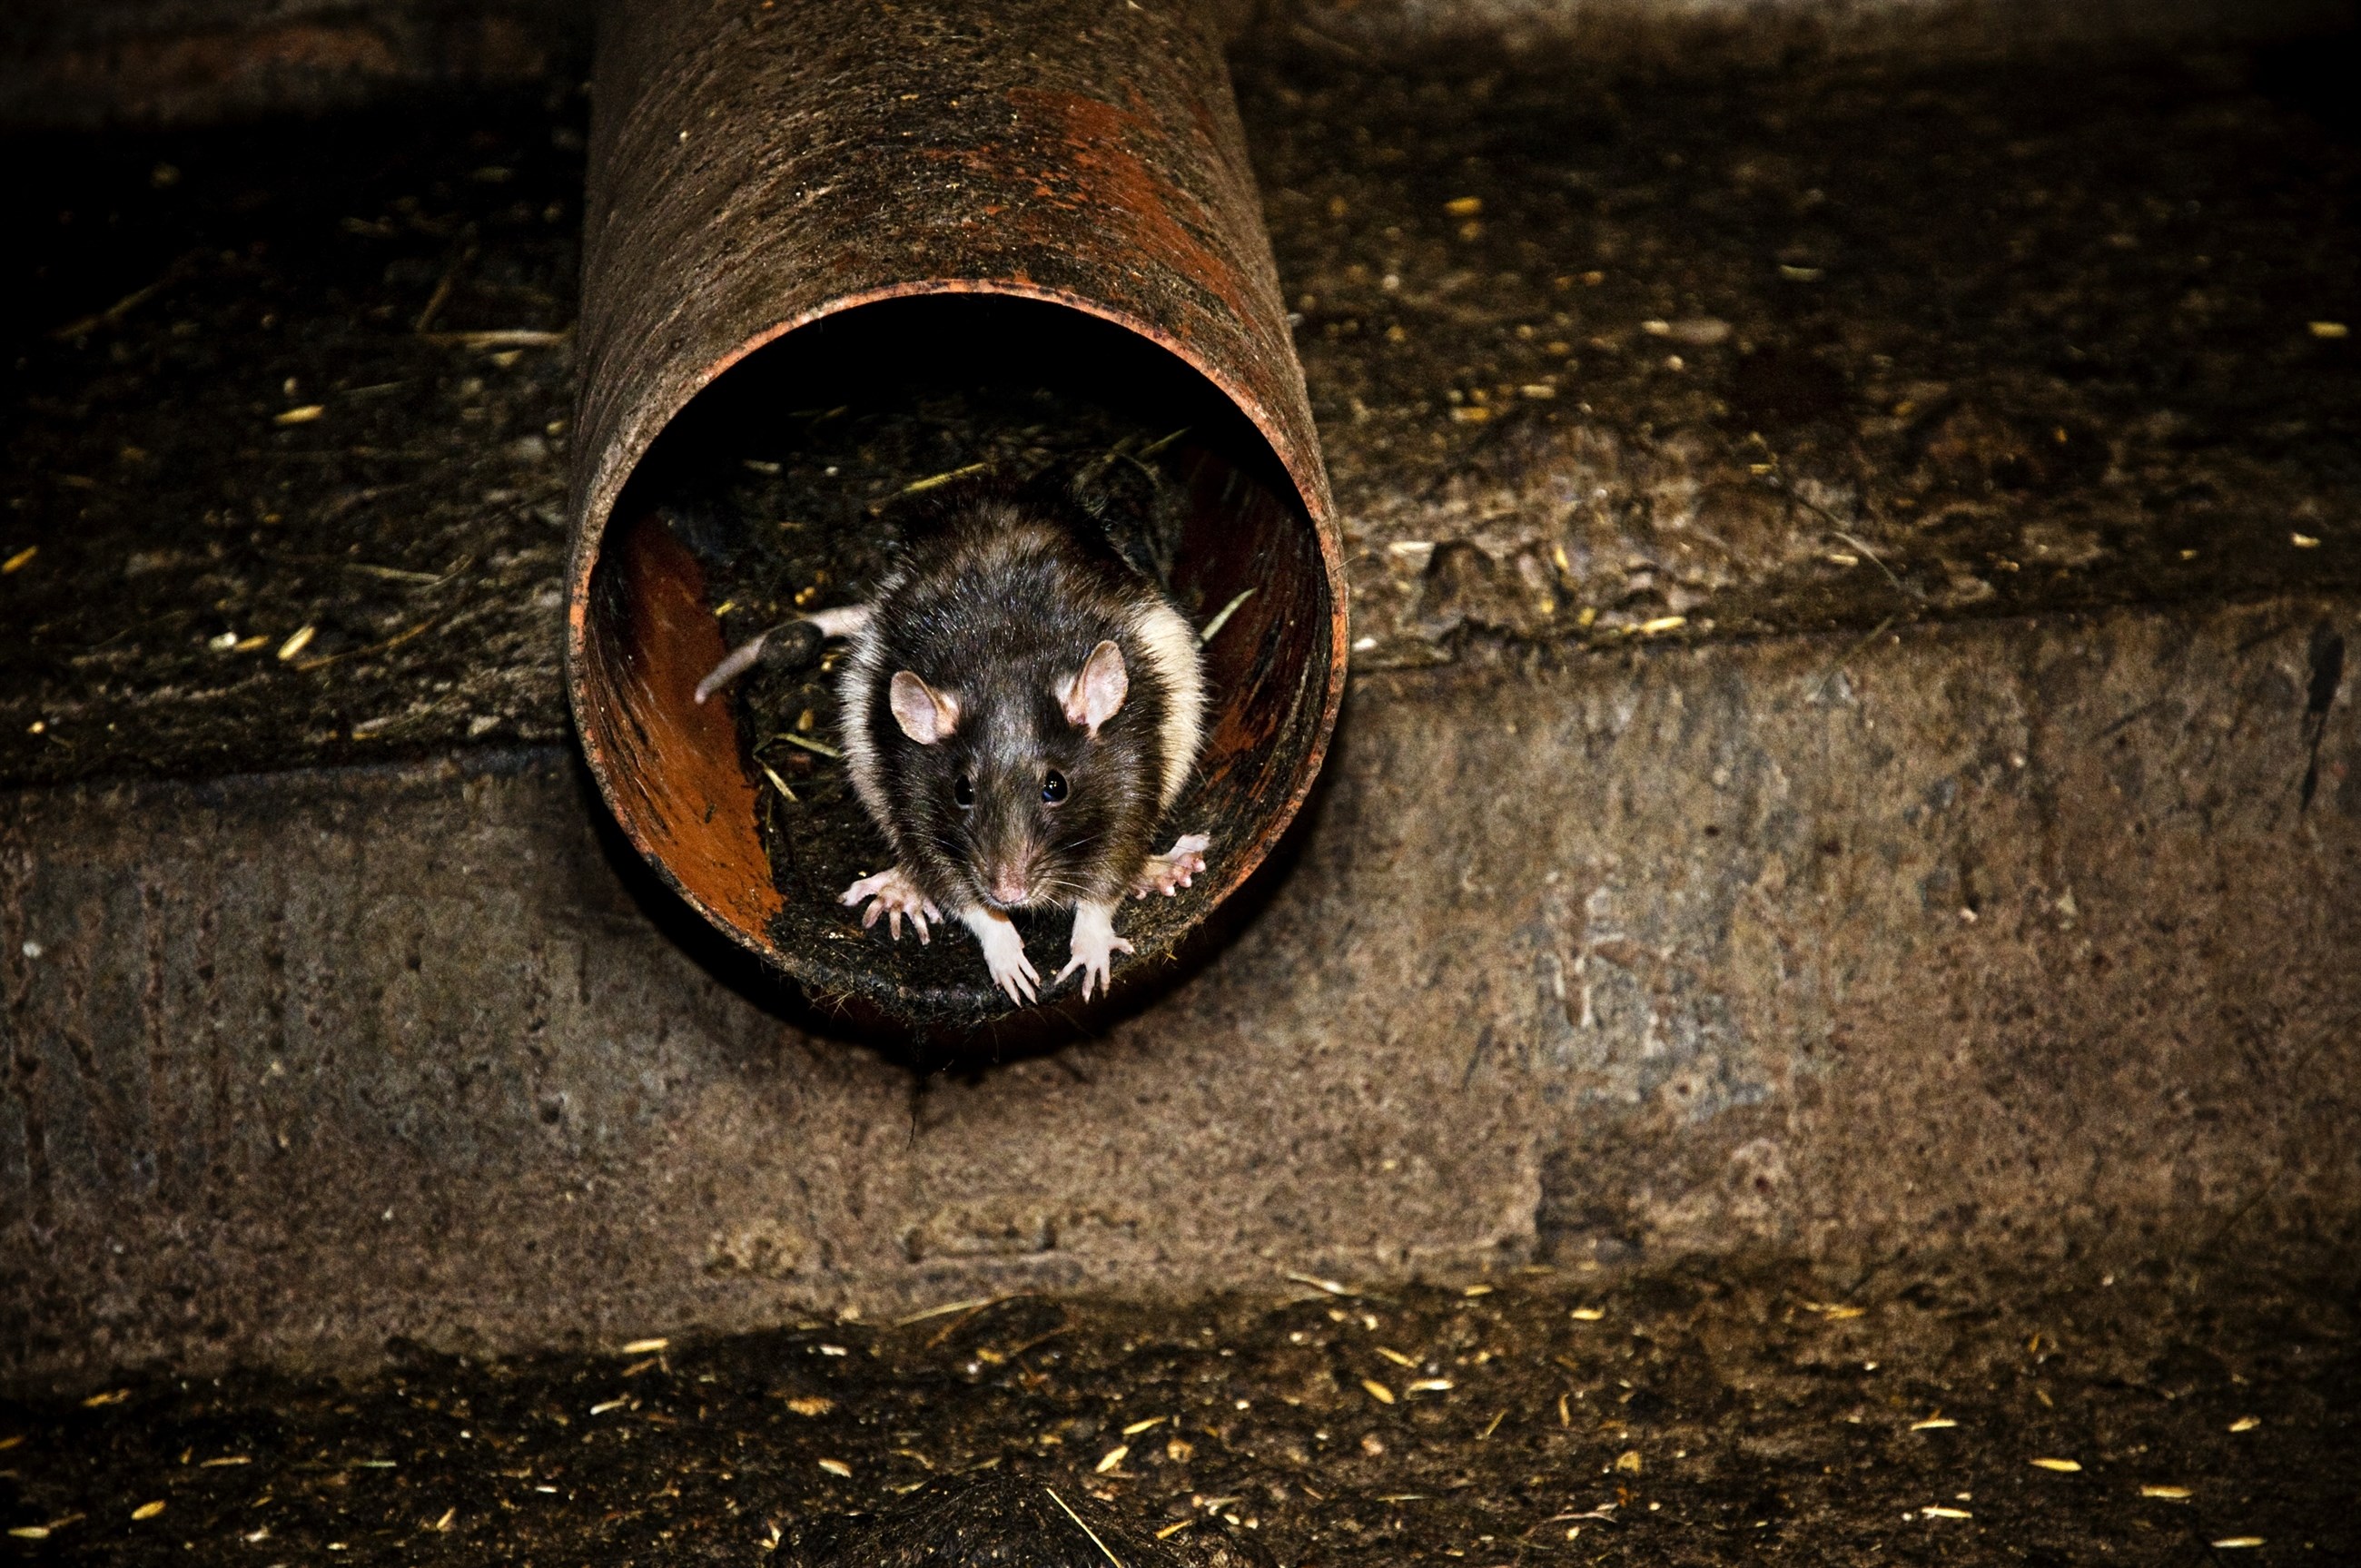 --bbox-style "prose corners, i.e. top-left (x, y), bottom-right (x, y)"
top-left (1041, 770), bottom-right (1069, 804)
top-left (953, 774), bottom-right (974, 808)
